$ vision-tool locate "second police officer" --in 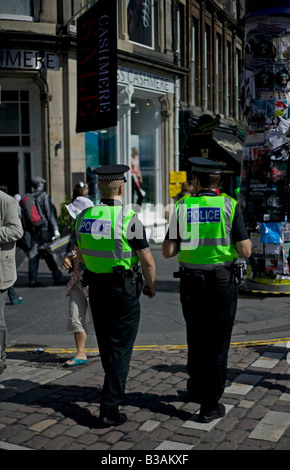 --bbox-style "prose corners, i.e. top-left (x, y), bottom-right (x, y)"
top-left (75, 164), bottom-right (156, 427)
top-left (162, 157), bottom-right (252, 424)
